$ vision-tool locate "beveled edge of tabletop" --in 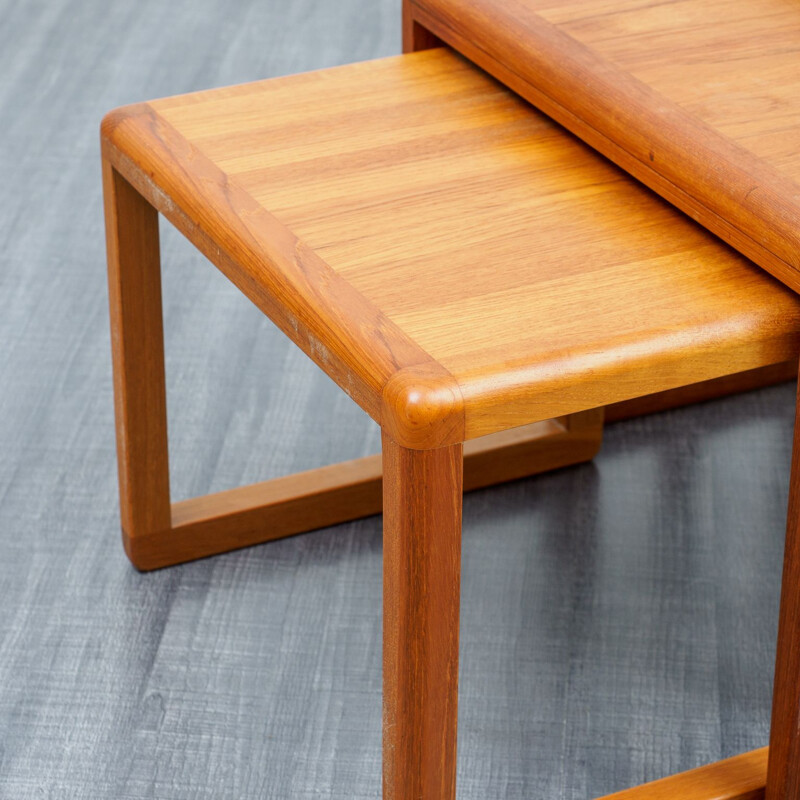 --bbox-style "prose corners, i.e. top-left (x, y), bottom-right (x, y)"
top-left (101, 101), bottom-right (468, 451)
top-left (408, 0), bottom-right (800, 295)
